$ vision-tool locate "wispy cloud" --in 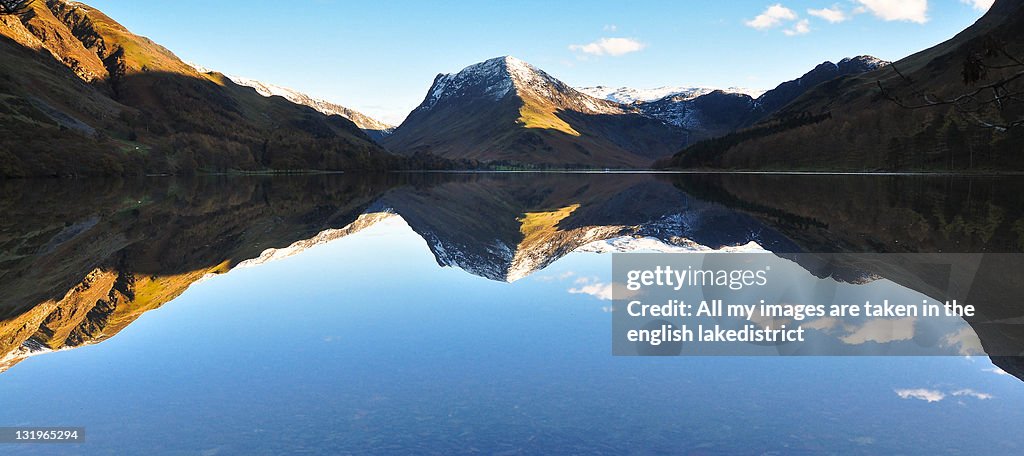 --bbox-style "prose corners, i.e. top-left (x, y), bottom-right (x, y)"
top-left (569, 37), bottom-right (646, 57)
top-left (895, 387), bottom-right (993, 402)
top-left (783, 19), bottom-right (811, 36)
top-left (855, 0), bottom-right (929, 24)
top-left (603, 24), bottom-right (618, 32)
top-left (808, 6), bottom-right (849, 23)
top-left (952, 389), bottom-right (993, 400)
top-left (895, 388), bottom-right (945, 402)
top-left (745, 4), bottom-right (798, 30)
top-left (961, 0), bottom-right (994, 11)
